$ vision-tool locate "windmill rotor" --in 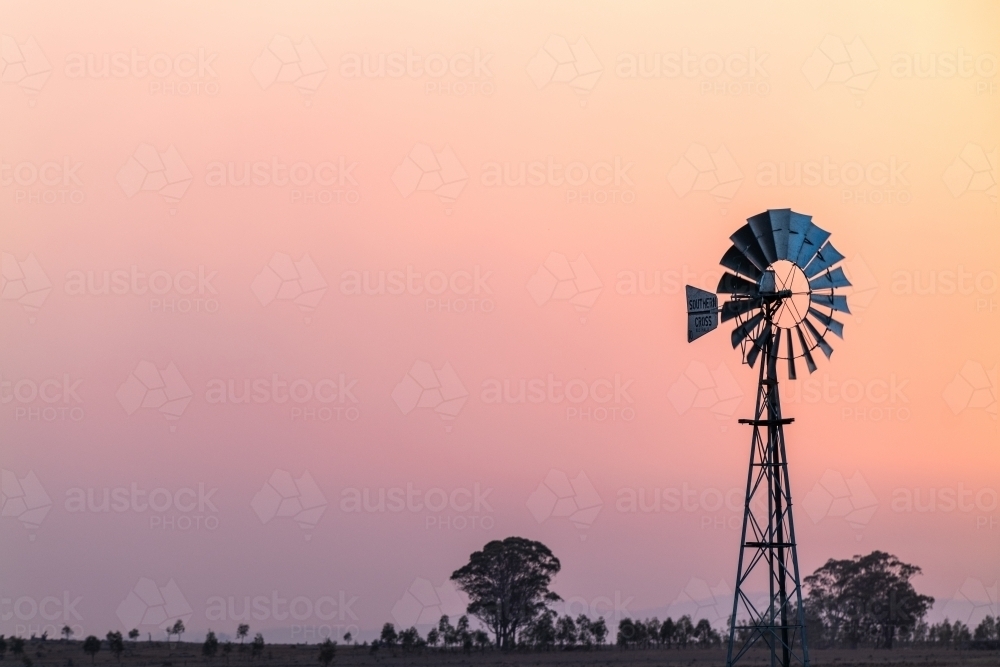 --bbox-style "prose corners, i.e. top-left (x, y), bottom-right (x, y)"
top-left (687, 208), bottom-right (852, 378)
